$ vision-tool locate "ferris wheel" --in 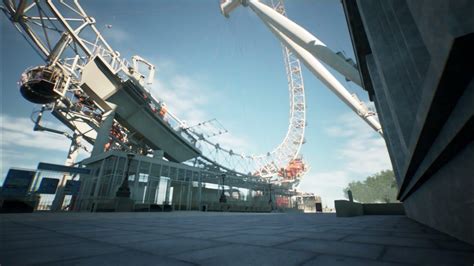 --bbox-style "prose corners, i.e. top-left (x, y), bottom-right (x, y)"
top-left (1, 0), bottom-right (381, 188)
top-left (186, 0), bottom-right (309, 186)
